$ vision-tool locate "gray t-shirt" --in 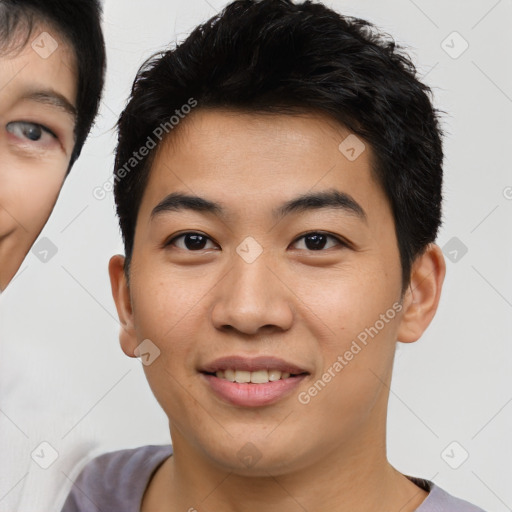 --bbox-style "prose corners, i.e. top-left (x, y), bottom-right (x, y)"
top-left (61, 445), bottom-right (486, 512)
